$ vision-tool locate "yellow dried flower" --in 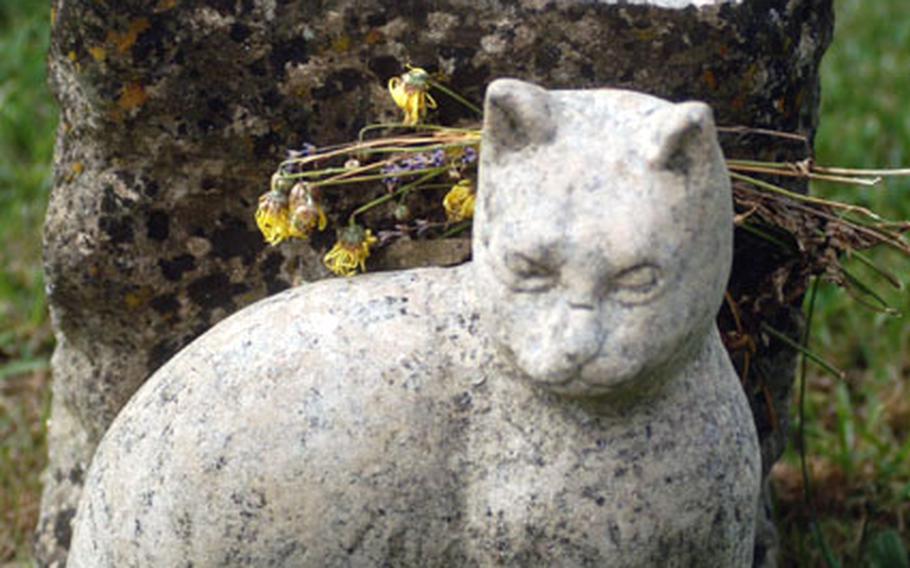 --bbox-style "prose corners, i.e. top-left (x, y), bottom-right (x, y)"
top-left (443, 179), bottom-right (475, 222)
top-left (388, 66), bottom-right (437, 126)
top-left (255, 190), bottom-right (292, 245)
top-left (323, 225), bottom-right (379, 277)
top-left (288, 182), bottom-right (328, 239)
